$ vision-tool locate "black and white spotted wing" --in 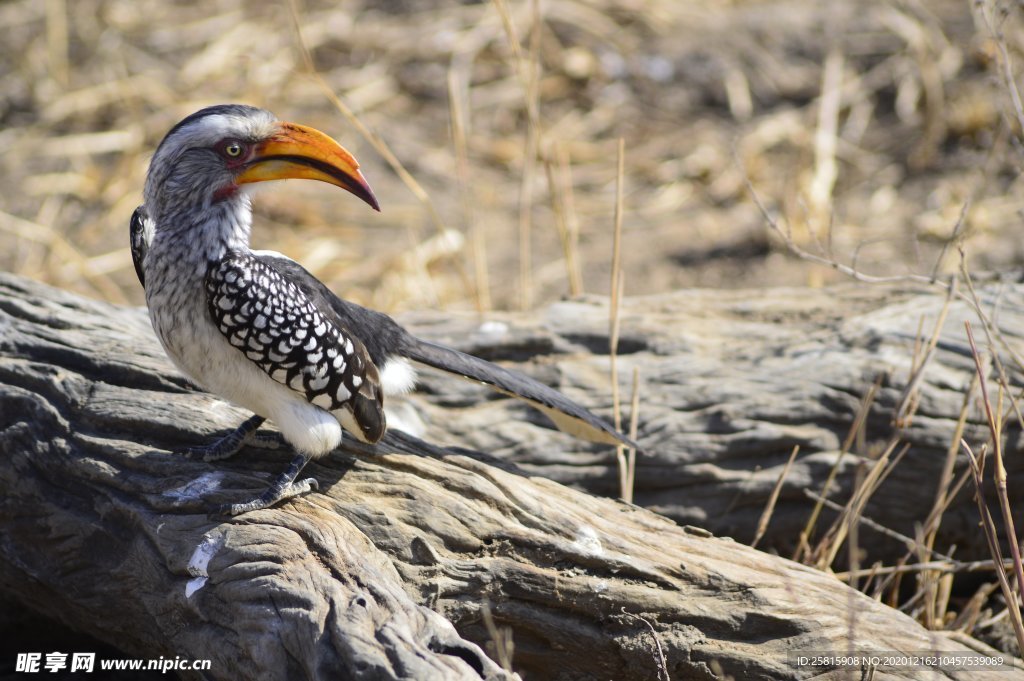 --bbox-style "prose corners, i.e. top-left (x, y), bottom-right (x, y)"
top-left (257, 253), bottom-right (643, 452)
top-left (205, 251), bottom-right (385, 443)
